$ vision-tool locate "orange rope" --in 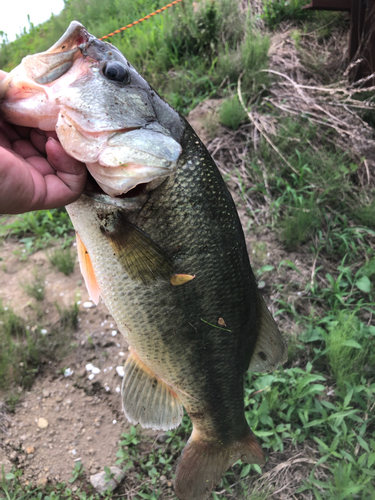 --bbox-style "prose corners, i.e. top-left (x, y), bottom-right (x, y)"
top-left (99, 0), bottom-right (183, 40)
